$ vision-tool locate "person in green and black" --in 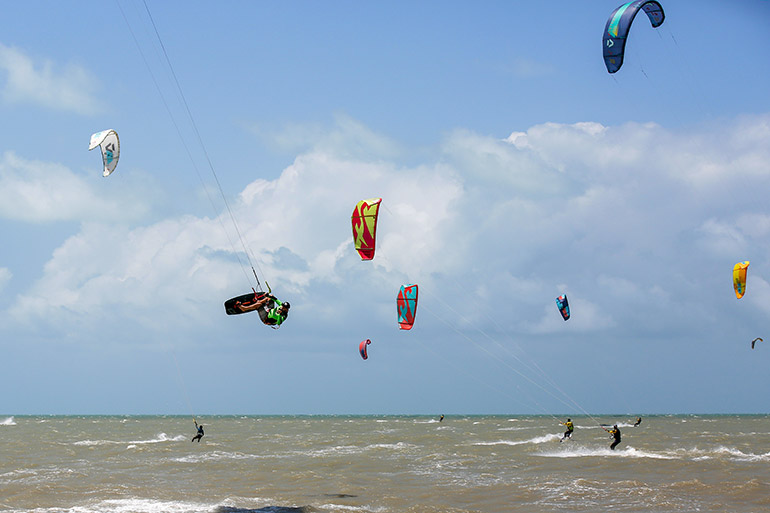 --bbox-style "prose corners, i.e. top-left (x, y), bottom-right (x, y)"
top-left (191, 421), bottom-right (204, 443)
top-left (608, 424), bottom-right (621, 450)
top-left (235, 294), bottom-right (290, 327)
top-left (560, 418), bottom-right (574, 442)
